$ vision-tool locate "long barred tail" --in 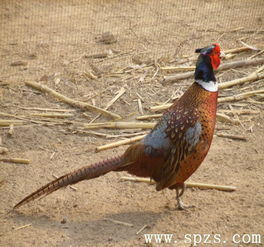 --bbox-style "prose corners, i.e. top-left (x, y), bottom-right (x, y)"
top-left (14, 155), bottom-right (124, 209)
